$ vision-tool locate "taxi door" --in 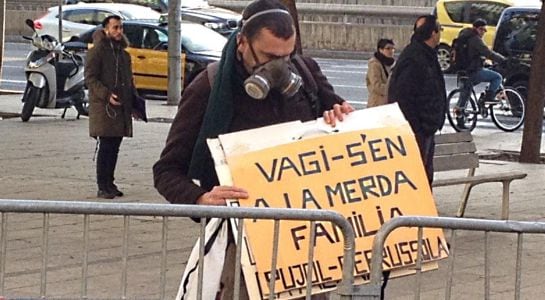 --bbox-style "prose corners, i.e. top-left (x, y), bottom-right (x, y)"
top-left (125, 25), bottom-right (169, 92)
